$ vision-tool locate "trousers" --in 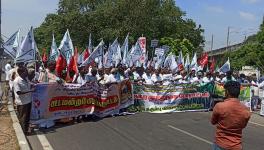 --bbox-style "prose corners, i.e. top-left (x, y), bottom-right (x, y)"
top-left (17, 103), bottom-right (32, 133)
